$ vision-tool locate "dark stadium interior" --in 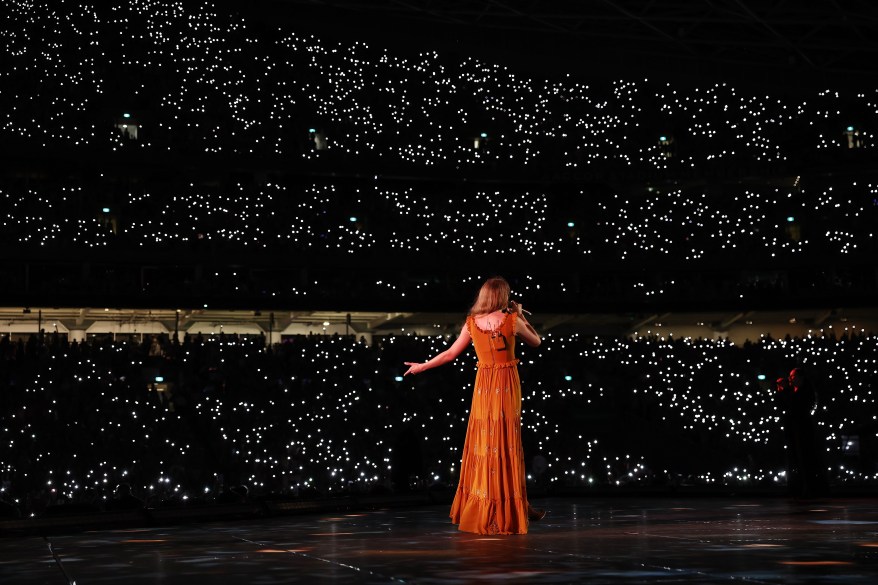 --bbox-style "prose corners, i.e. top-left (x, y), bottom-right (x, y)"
top-left (1, 1), bottom-right (878, 583)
